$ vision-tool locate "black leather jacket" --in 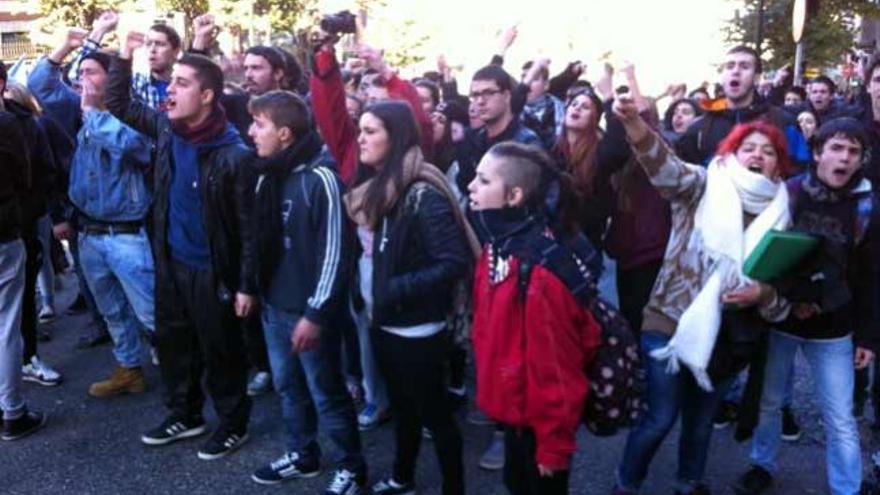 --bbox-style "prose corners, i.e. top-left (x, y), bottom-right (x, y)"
top-left (371, 181), bottom-right (470, 327)
top-left (106, 56), bottom-right (258, 301)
